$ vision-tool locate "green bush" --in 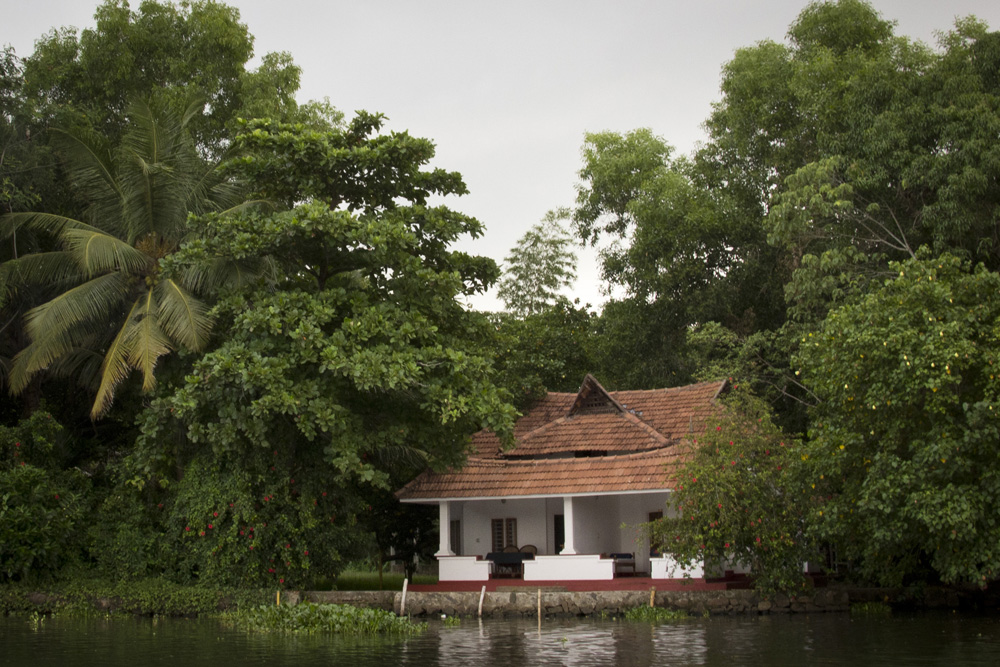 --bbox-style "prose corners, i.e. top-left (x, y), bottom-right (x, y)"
top-left (0, 412), bottom-right (90, 583)
top-left (230, 601), bottom-right (425, 635)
